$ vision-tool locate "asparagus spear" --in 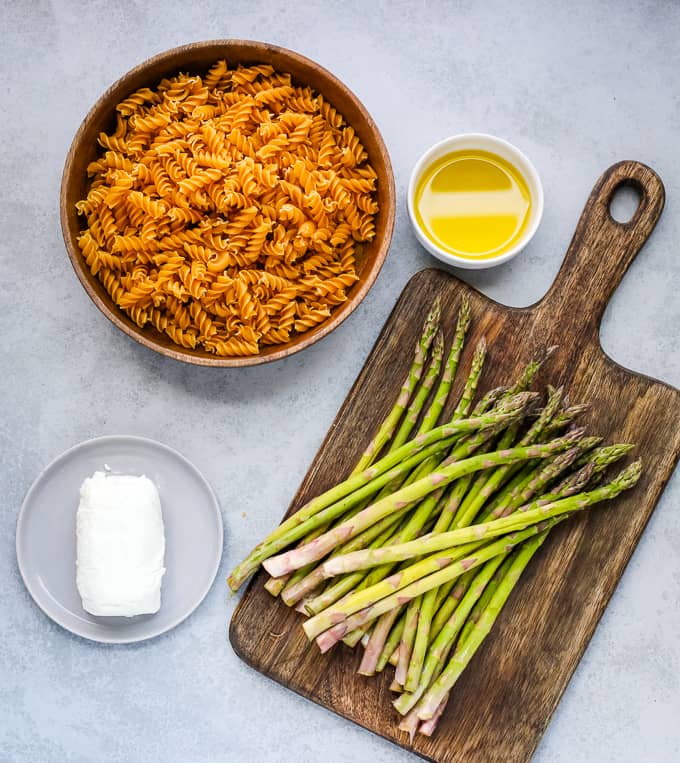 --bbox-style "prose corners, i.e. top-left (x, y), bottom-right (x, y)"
top-left (359, 606), bottom-right (404, 675)
top-left (577, 442), bottom-right (635, 473)
top-left (424, 456), bottom-right (593, 673)
top-left (280, 377), bottom-right (487, 606)
top-left (451, 337), bottom-right (487, 420)
top-left (263, 431), bottom-right (571, 579)
top-left (361, 549), bottom-right (466, 675)
top-left (268, 366), bottom-right (477, 600)
top-left (352, 298), bottom-right (441, 474)
top-left (227, 443), bottom-right (446, 592)
top-left (320, 459), bottom-right (640, 577)
top-left (404, 462), bottom-right (498, 689)
top-left (290, 404), bottom-right (493, 616)
top-left (414, 531), bottom-right (550, 721)
top-left (476, 432), bottom-right (596, 524)
top-left (395, 598), bottom-right (421, 685)
top-left (375, 609), bottom-right (407, 672)
top-left (493, 445), bottom-right (585, 517)
top-left (417, 298), bottom-right (471, 434)
top-left (391, 330), bottom-right (445, 450)
top-left (541, 402), bottom-right (590, 438)
top-left (278, 301), bottom-right (473, 611)
top-left (505, 347), bottom-right (556, 397)
top-left (417, 696), bottom-right (448, 736)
